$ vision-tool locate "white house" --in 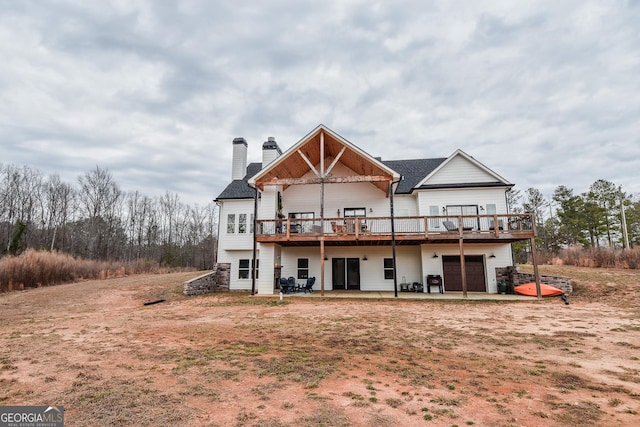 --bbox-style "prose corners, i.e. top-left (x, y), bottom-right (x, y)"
top-left (215, 125), bottom-right (536, 295)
